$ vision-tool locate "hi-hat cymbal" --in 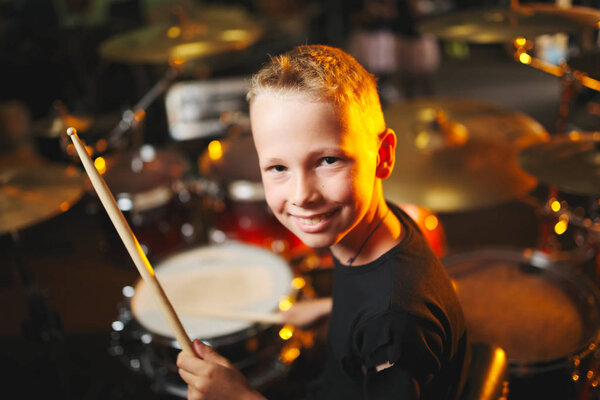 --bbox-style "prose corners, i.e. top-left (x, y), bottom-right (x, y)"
top-left (419, 7), bottom-right (585, 43)
top-left (383, 98), bottom-right (549, 212)
top-left (0, 164), bottom-right (85, 234)
top-left (99, 6), bottom-right (263, 64)
top-left (519, 132), bottom-right (600, 196)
